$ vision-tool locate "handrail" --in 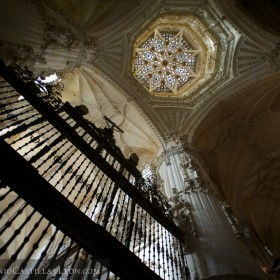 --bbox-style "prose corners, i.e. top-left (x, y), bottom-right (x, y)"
top-left (0, 60), bottom-right (184, 241)
top-left (0, 60), bottom-right (189, 279)
top-left (0, 139), bottom-right (163, 280)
